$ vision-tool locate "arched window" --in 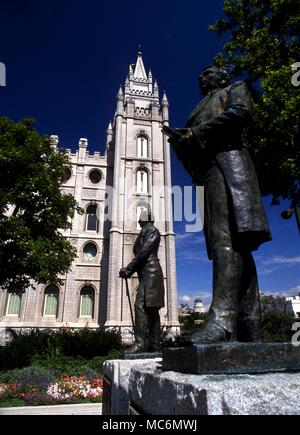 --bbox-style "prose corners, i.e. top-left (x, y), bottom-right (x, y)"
top-left (137, 136), bottom-right (148, 158)
top-left (86, 204), bottom-right (99, 232)
top-left (6, 291), bottom-right (22, 316)
top-left (80, 286), bottom-right (95, 318)
top-left (136, 202), bottom-right (151, 229)
top-left (43, 285), bottom-right (59, 317)
top-left (136, 169), bottom-right (148, 194)
top-left (83, 242), bottom-right (97, 260)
